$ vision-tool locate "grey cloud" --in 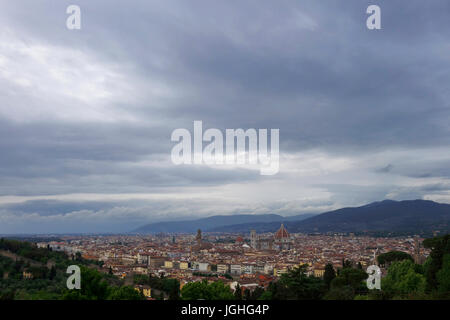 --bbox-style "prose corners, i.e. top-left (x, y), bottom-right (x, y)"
top-left (1, 1), bottom-right (450, 232)
top-left (376, 164), bottom-right (393, 173)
